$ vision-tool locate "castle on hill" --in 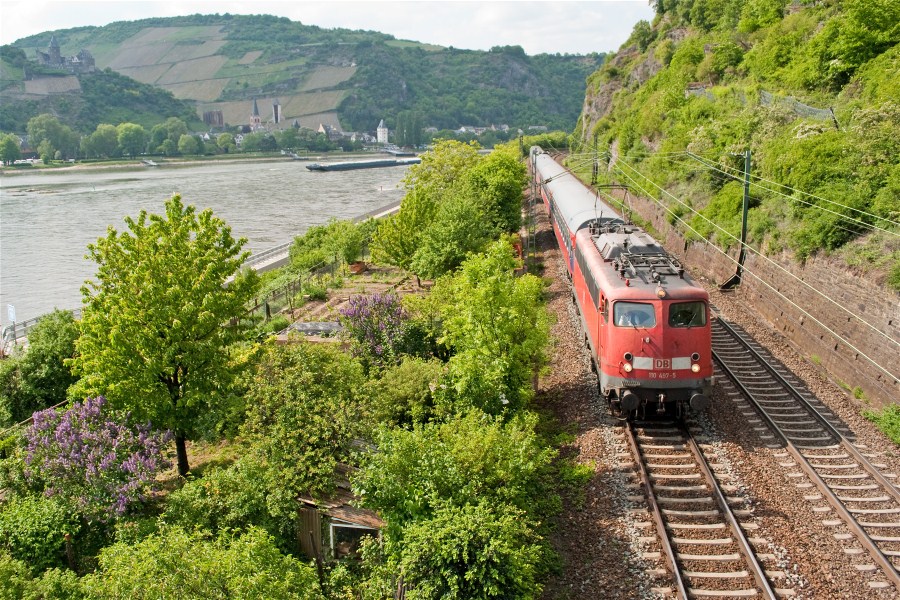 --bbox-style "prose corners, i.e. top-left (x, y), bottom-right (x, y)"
top-left (35, 35), bottom-right (95, 74)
